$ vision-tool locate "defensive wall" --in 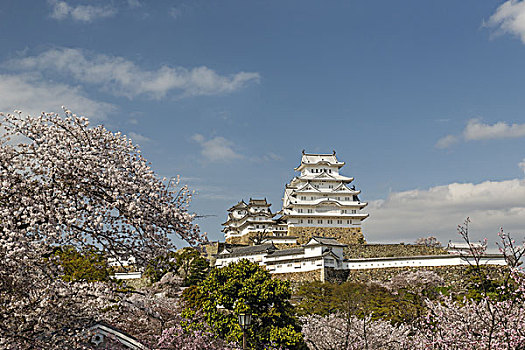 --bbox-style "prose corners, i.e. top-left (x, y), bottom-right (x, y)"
top-left (344, 243), bottom-right (447, 259)
top-left (288, 226), bottom-right (365, 245)
top-left (278, 261), bottom-right (508, 286)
